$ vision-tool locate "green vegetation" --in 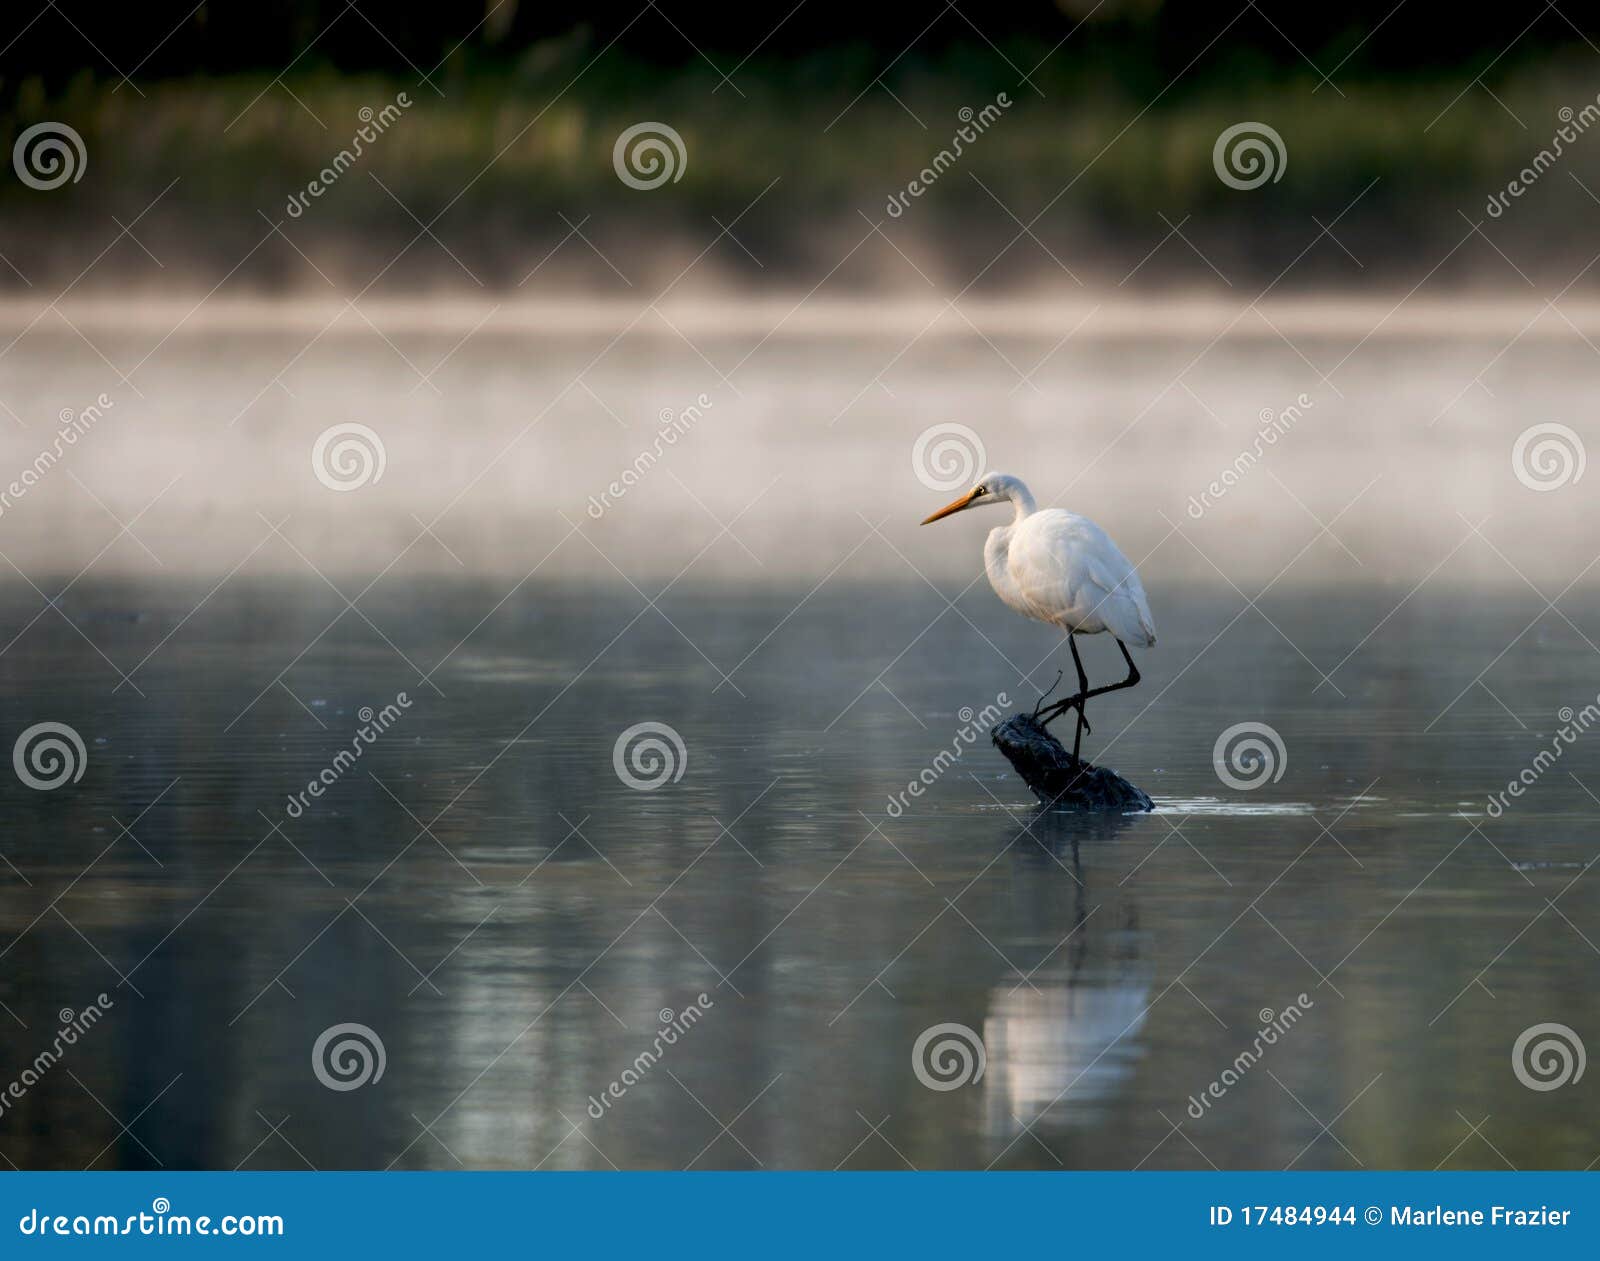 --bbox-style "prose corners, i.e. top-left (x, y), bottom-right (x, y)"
top-left (6, 51), bottom-right (1597, 290)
